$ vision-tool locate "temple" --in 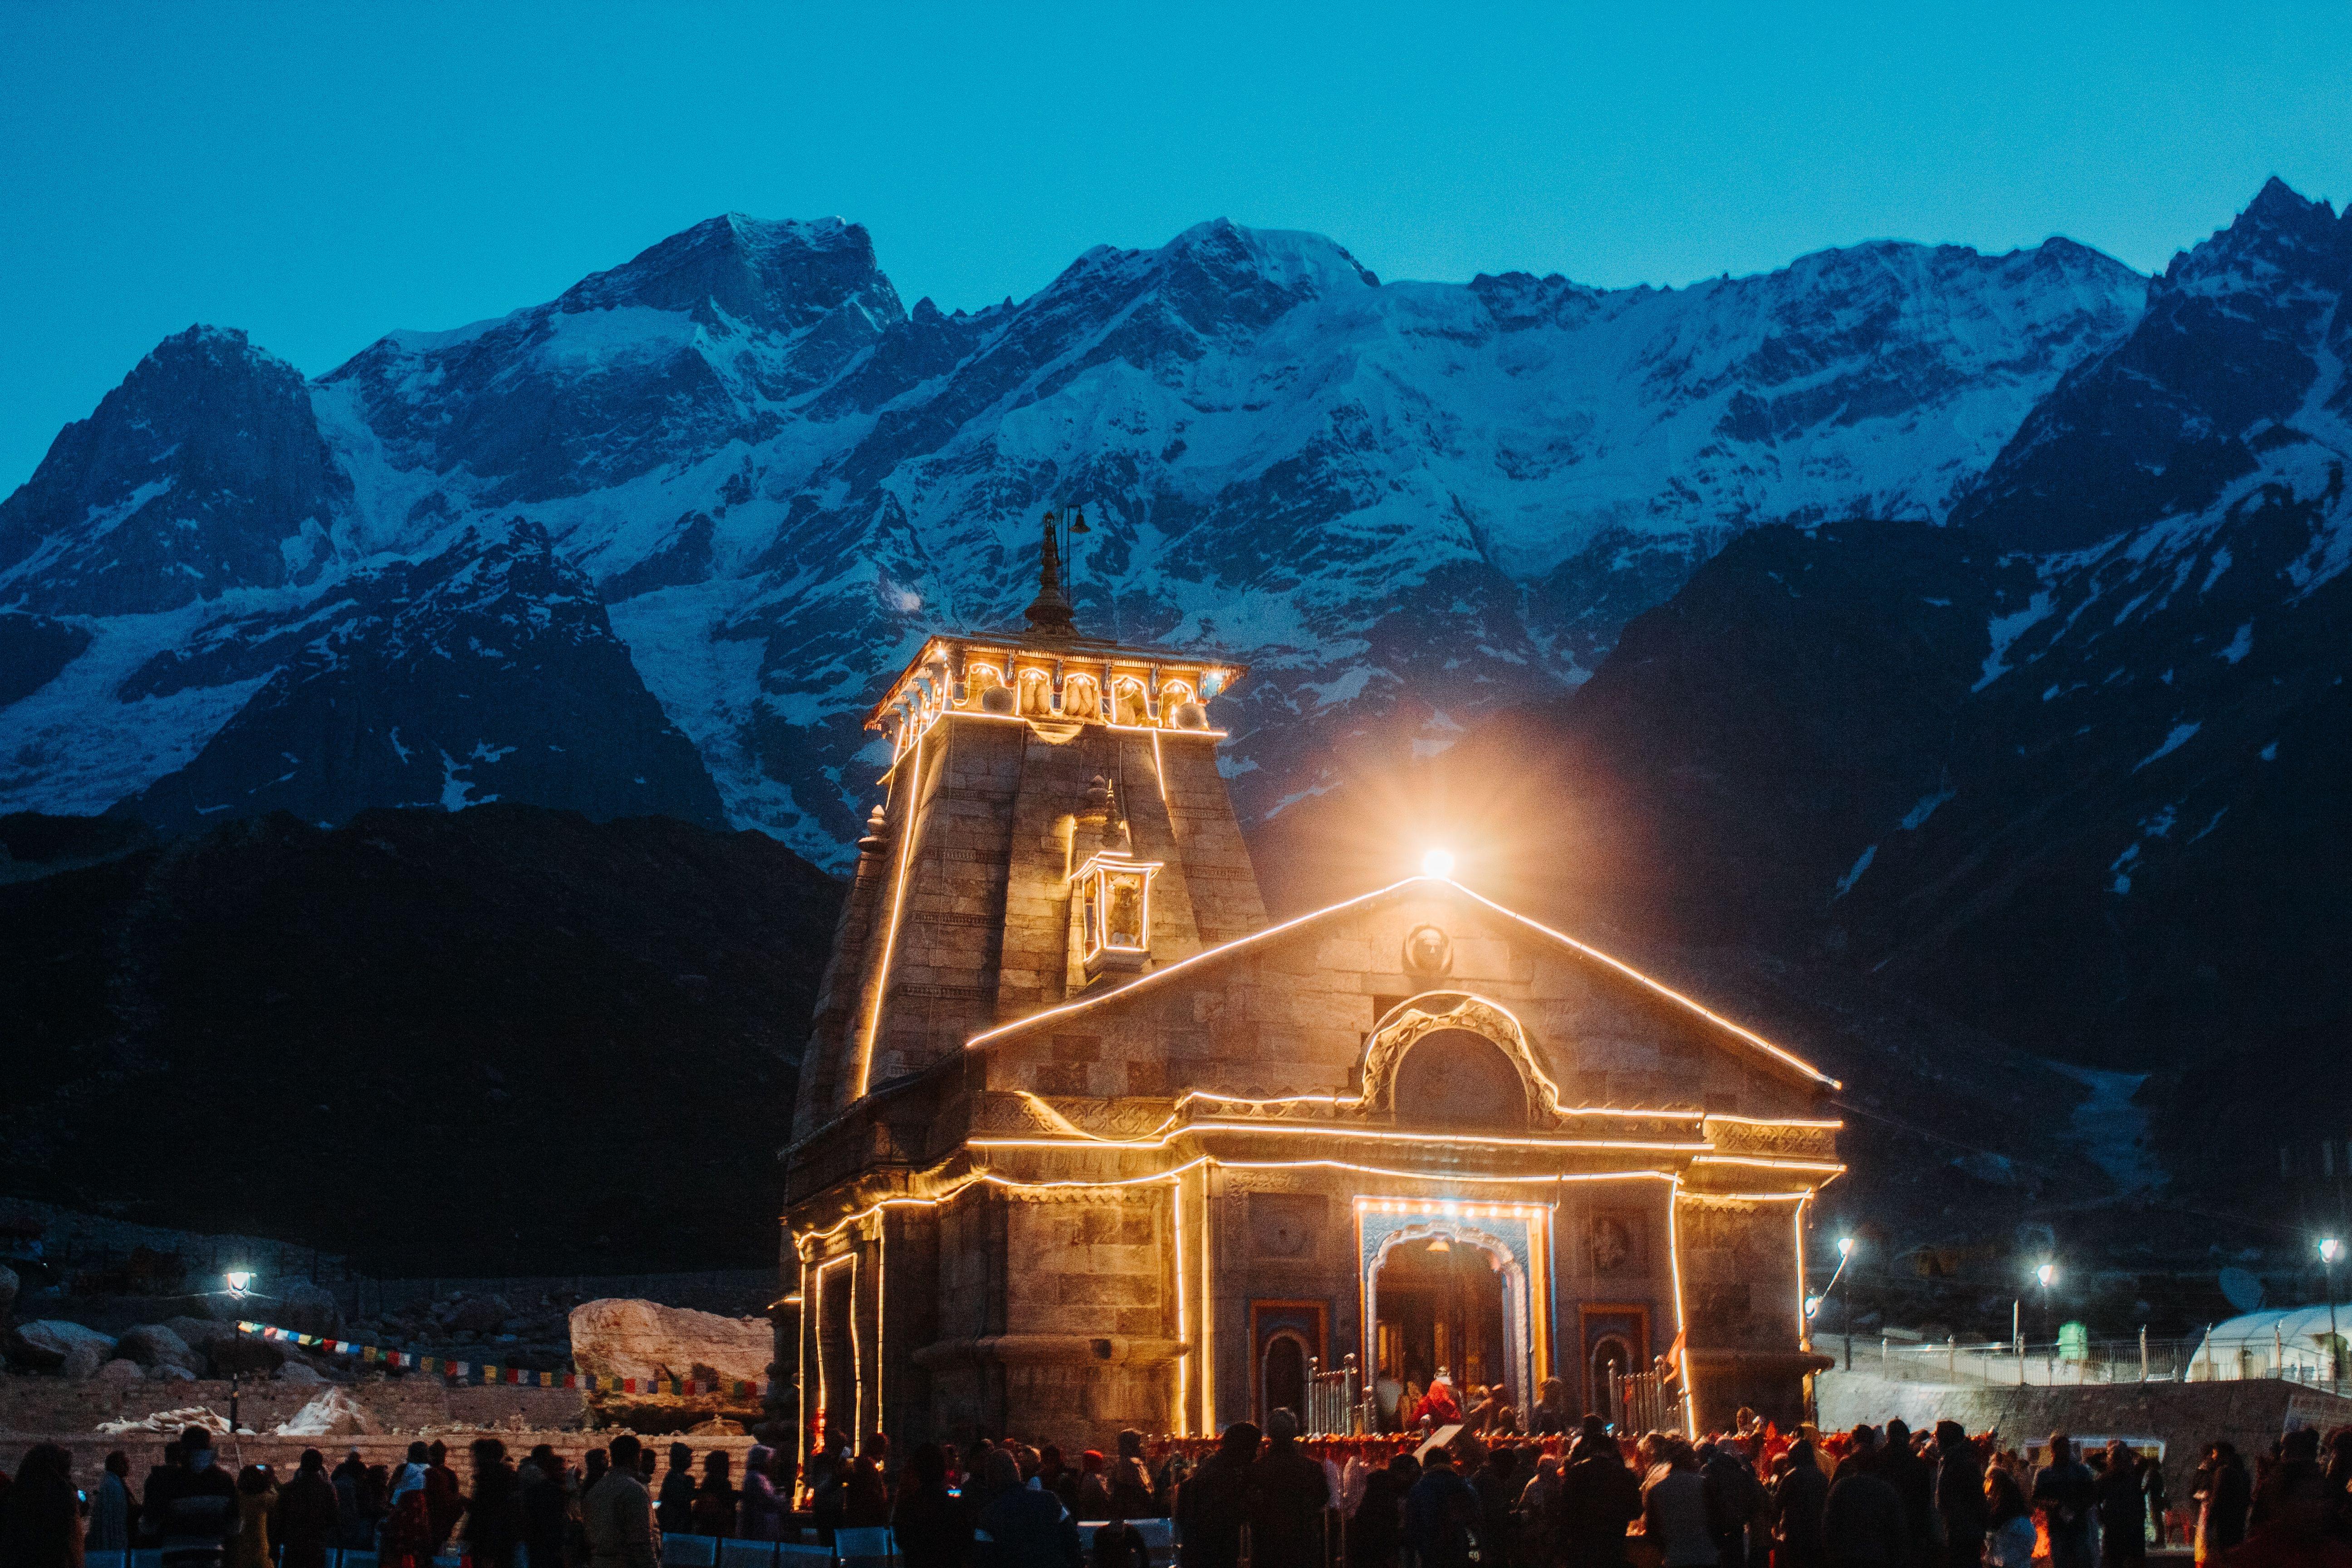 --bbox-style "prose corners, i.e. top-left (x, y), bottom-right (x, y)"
top-left (779, 515), bottom-right (1840, 1455)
